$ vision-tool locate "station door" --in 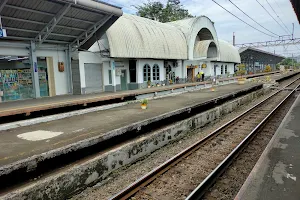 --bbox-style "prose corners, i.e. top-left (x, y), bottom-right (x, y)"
top-left (84, 63), bottom-right (103, 93)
